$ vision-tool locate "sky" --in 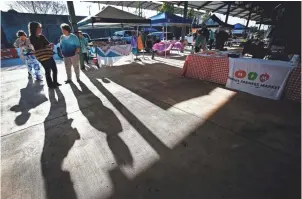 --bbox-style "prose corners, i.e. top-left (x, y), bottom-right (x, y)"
top-left (1, 1), bottom-right (260, 28)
